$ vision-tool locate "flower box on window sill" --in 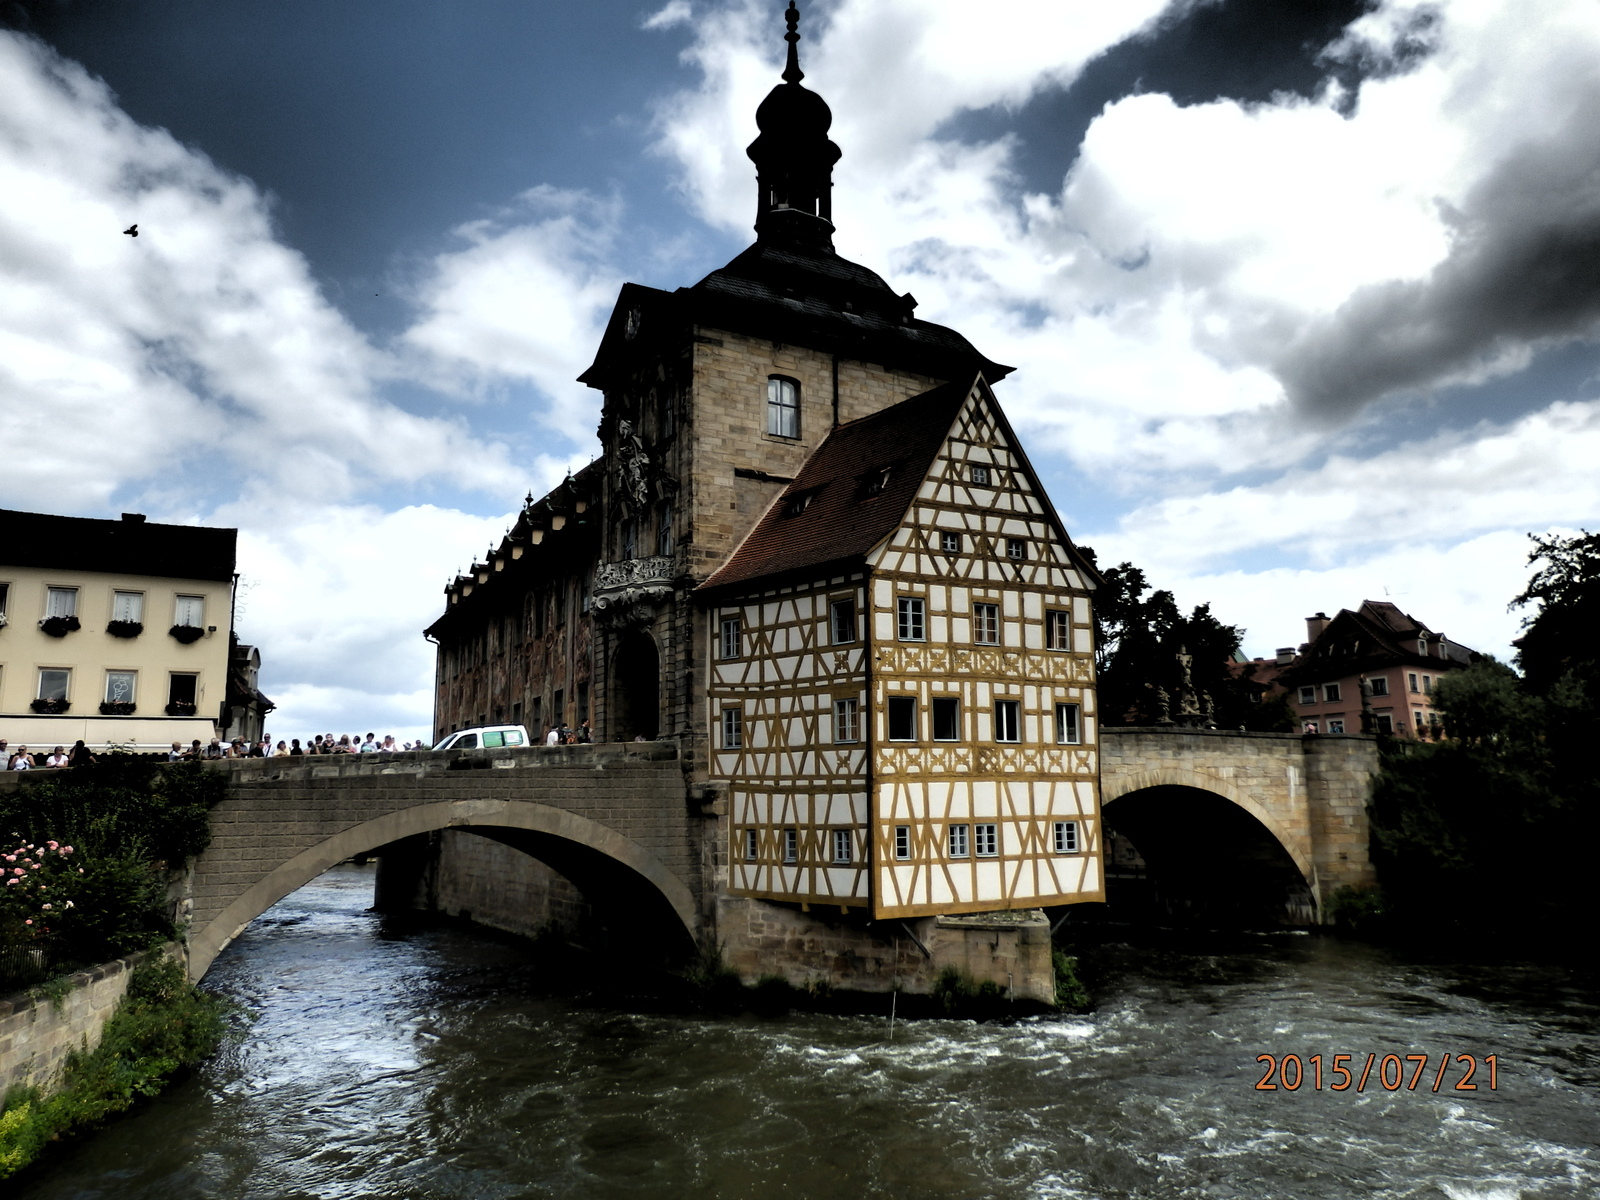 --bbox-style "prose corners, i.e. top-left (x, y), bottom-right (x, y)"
top-left (169, 624), bottom-right (205, 644)
top-left (106, 620), bottom-right (144, 639)
top-left (99, 701), bottom-right (137, 716)
top-left (165, 701), bottom-right (198, 717)
top-left (38, 616), bottom-right (81, 638)
top-left (30, 698), bottom-right (70, 715)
